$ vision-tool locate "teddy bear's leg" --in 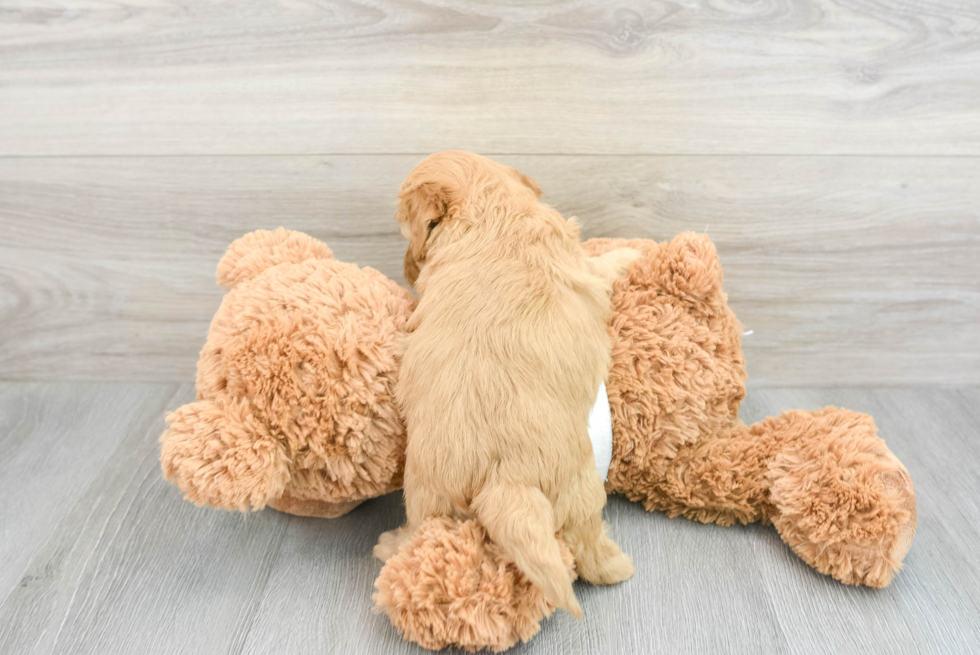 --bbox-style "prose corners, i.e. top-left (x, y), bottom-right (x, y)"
top-left (160, 399), bottom-right (291, 512)
top-left (373, 517), bottom-right (575, 653)
top-left (764, 408), bottom-right (916, 588)
top-left (654, 408), bottom-right (915, 587)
